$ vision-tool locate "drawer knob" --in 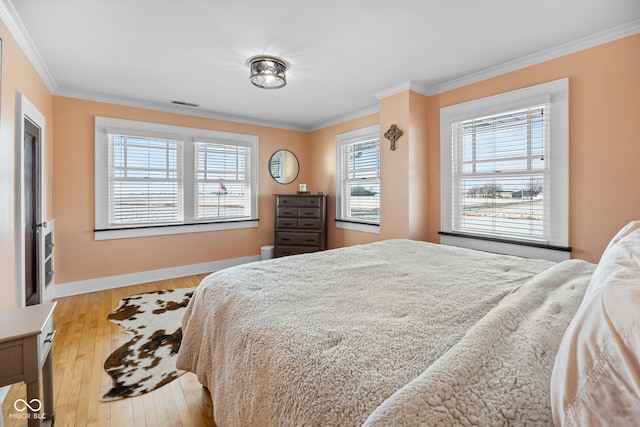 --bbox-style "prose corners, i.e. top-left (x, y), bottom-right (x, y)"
top-left (44, 330), bottom-right (56, 343)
